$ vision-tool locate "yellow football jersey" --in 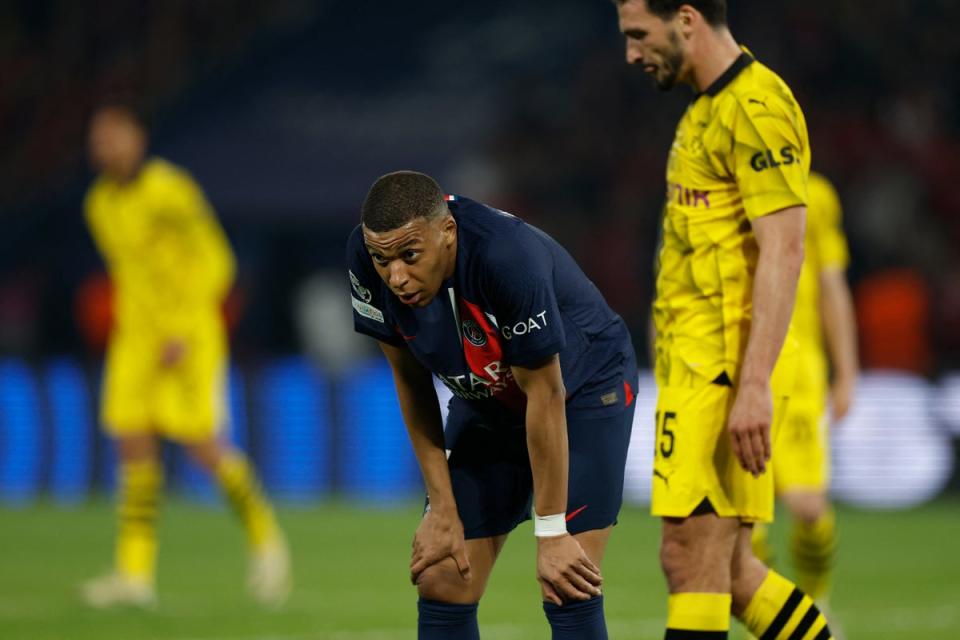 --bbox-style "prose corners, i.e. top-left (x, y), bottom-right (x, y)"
top-left (792, 171), bottom-right (850, 361)
top-left (653, 52), bottom-right (810, 390)
top-left (84, 158), bottom-right (235, 339)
